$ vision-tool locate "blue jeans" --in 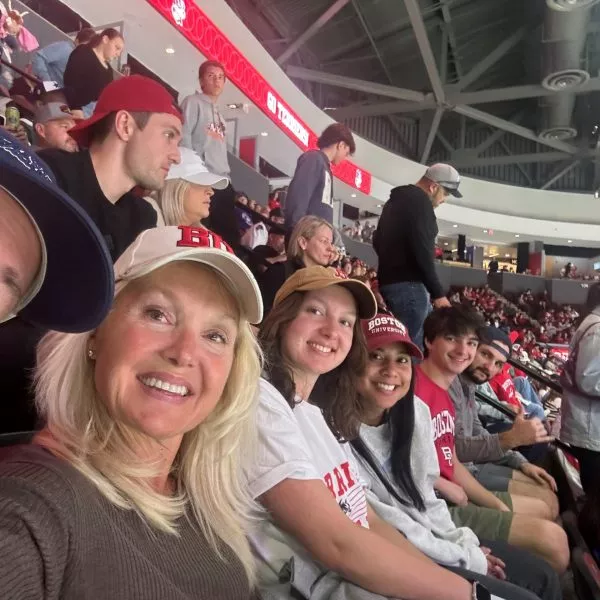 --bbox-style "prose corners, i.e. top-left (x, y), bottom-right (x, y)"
top-left (513, 376), bottom-right (546, 420)
top-left (380, 282), bottom-right (431, 349)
